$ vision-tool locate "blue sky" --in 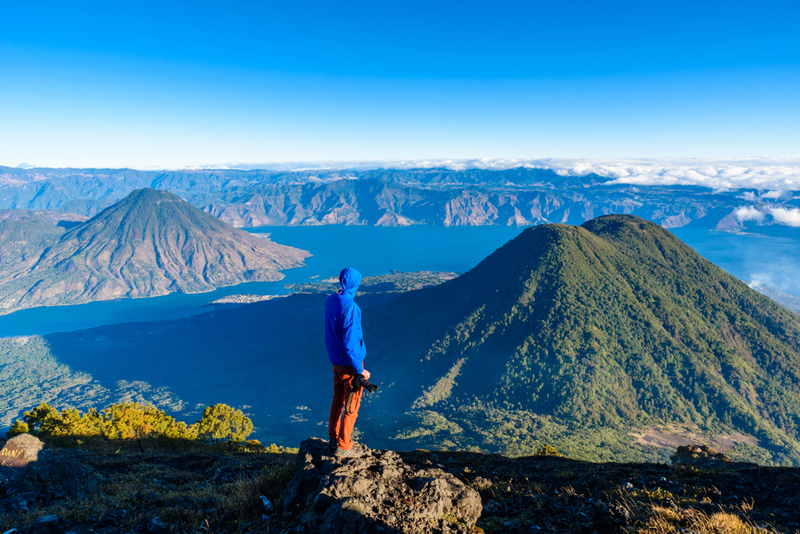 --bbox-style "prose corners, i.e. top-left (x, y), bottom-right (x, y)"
top-left (1, 0), bottom-right (798, 168)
